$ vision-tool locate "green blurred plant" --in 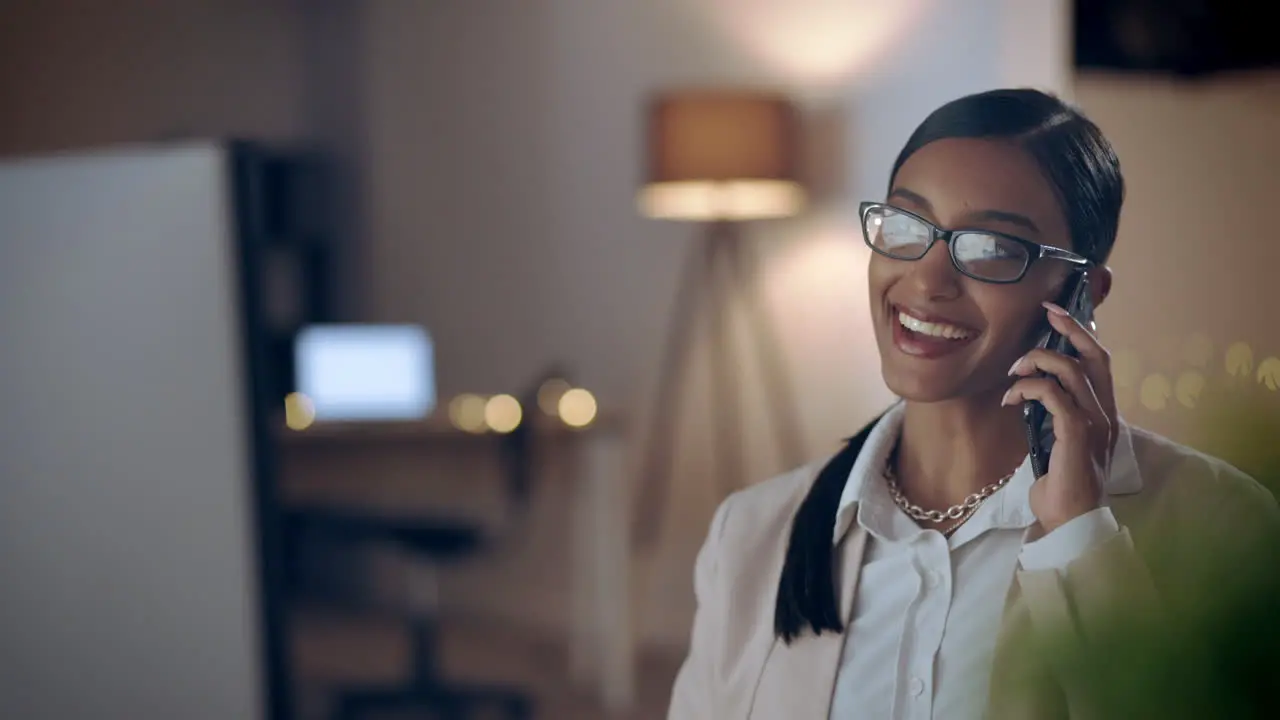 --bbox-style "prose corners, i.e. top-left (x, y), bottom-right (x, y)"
top-left (1192, 392), bottom-right (1280, 497)
top-left (1015, 396), bottom-right (1280, 718)
top-left (1053, 541), bottom-right (1280, 718)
